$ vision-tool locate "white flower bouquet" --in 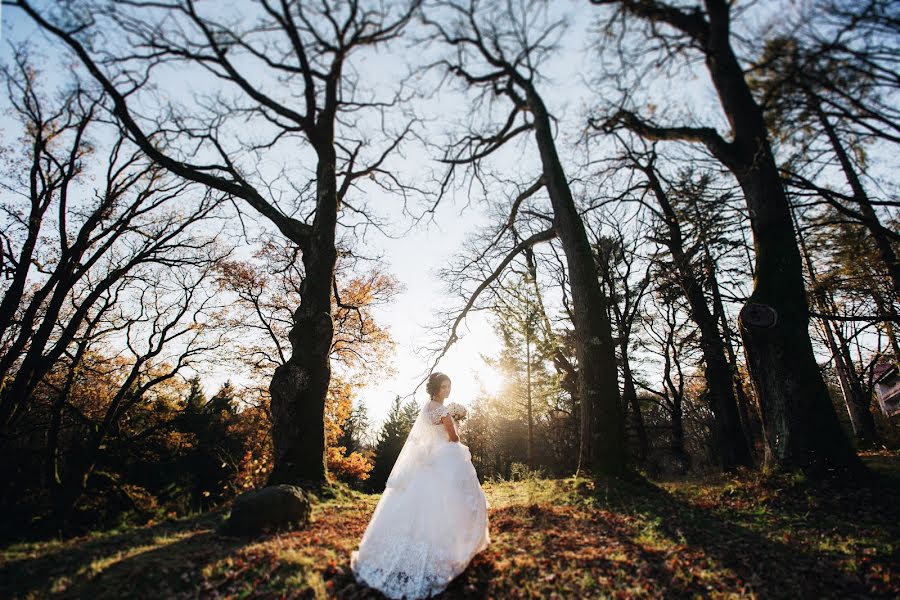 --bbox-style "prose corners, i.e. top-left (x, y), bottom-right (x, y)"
top-left (447, 402), bottom-right (467, 421)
